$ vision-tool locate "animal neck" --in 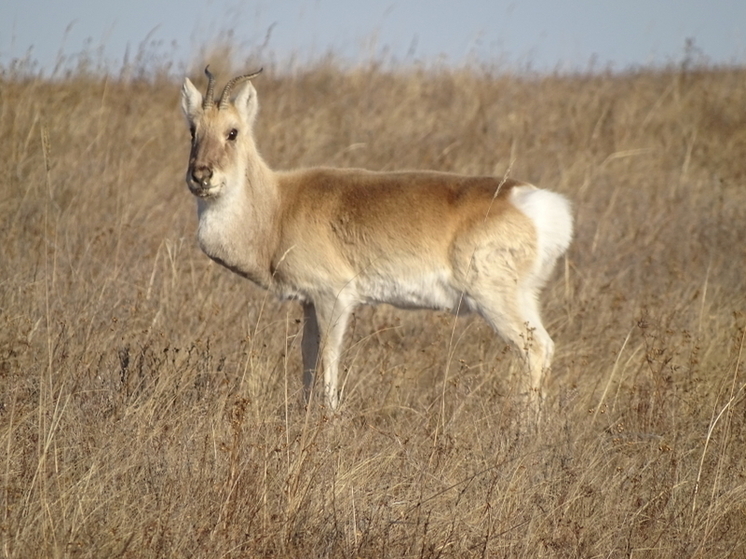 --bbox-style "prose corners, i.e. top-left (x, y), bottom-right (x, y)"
top-left (196, 145), bottom-right (279, 288)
